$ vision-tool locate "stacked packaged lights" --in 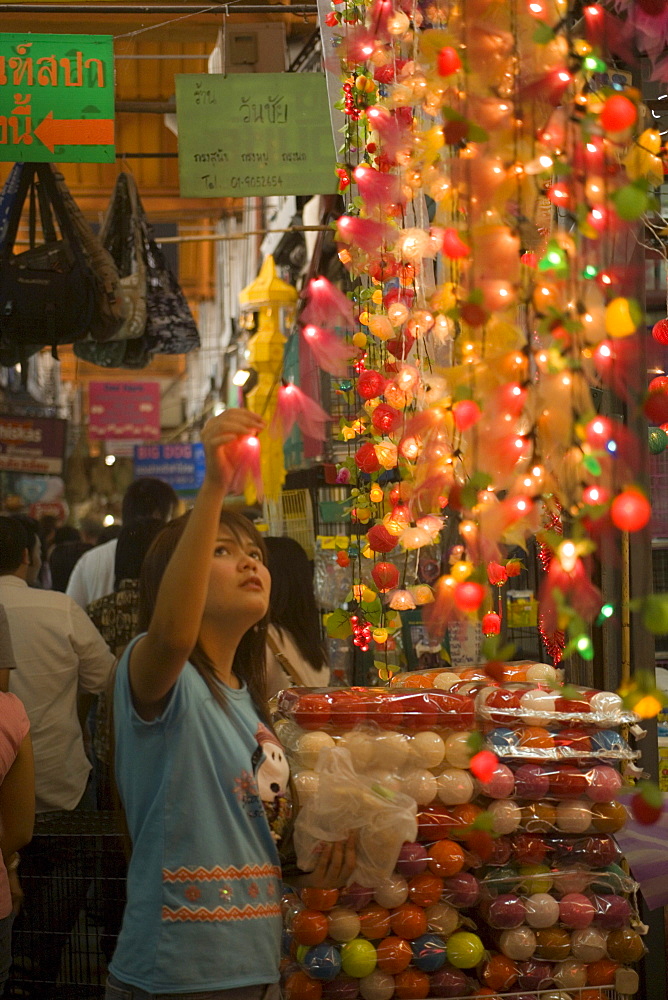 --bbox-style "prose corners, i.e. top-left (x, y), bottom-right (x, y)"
top-left (276, 683), bottom-right (644, 1000)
